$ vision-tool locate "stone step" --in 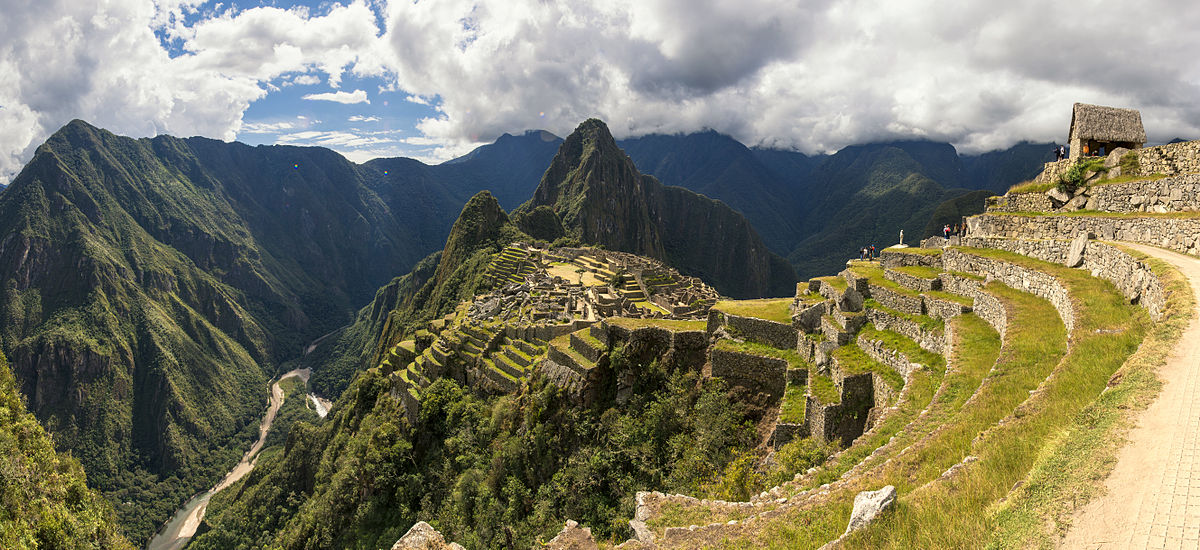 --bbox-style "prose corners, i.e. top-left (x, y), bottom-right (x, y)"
top-left (513, 338), bottom-right (542, 357)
